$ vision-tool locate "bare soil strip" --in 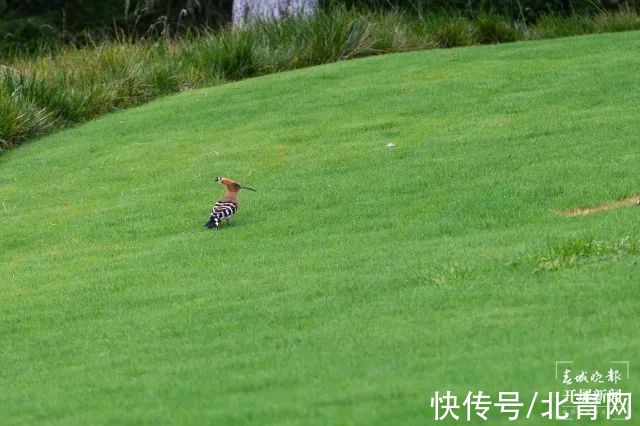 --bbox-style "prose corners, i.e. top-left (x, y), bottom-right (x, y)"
top-left (558, 196), bottom-right (640, 217)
